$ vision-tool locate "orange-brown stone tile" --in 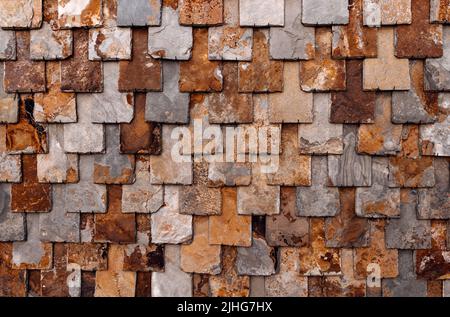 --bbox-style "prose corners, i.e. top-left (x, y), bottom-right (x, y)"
top-left (395, 0), bottom-right (443, 58)
top-left (4, 31), bottom-right (45, 93)
top-left (332, 0), bottom-right (377, 59)
top-left (94, 186), bottom-right (136, 243)
top-left (120, 94), bottom-right (162, 154)
top-left (238, 29), bottom-right (283, 93)
top-left (431, 0), bottom-right (450, 23)
top-left (67, 243), bottom-right (108, 271)
top-left (179, 0), bottom-right (223, 25)
top-left (11, 155), bottom-right (51, 212)
top-left (193, 274), bottom-right (210, 297)
top-left (0, 243), bottom-right (27, 297)
top-left (118, 28), bottom-right (162, 92)
top-left (135, 272), bottom-right (152, 297)
top-left (301, 28), bottom-right (346, 92)
top-left (179, 28), bottom-right (223, 92)
top-left (60, 29), bottom-right (103, 92)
